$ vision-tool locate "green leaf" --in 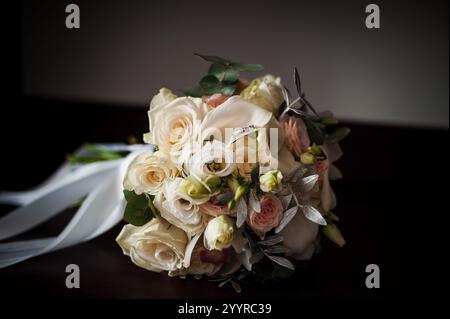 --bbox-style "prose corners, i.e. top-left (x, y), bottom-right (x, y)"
top-left (123, 203), bottom-right (153, 226)
top-left (122, 190), bottom-right (153, 226)
top-left (199, 75), bottom-right (236, 95)
top-left (232, 63), bottom-right (264, 72)
top-left (194, 53), bottom-right (231, 65)
top-left (208, 63), bottom-right (239, 83)
top-left (272, 264), bottom-right (295, 278)
top-left (218, 84), bottom-right (236, 96)
top-left (303, 117), bottom-right (325, 145)
top-left (200, 75), bottom-right (221, 91)
top-left (230, 280), bottom-right (242, 293)
top-left (328, 127), bottom-right (351, 143)
top-left (251, 163), bottom-right (260, 184)
top-left (182, 84), bottom-right (207, 97)
top-left (319, 117), bottom-right (339, 125)
top-left (123, 189), bottom-right (134, 202)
